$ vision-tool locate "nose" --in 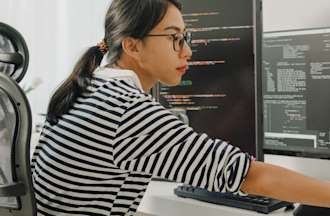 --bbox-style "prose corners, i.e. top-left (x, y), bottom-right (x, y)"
top-left (180, 42), bottom-right (192, 60)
